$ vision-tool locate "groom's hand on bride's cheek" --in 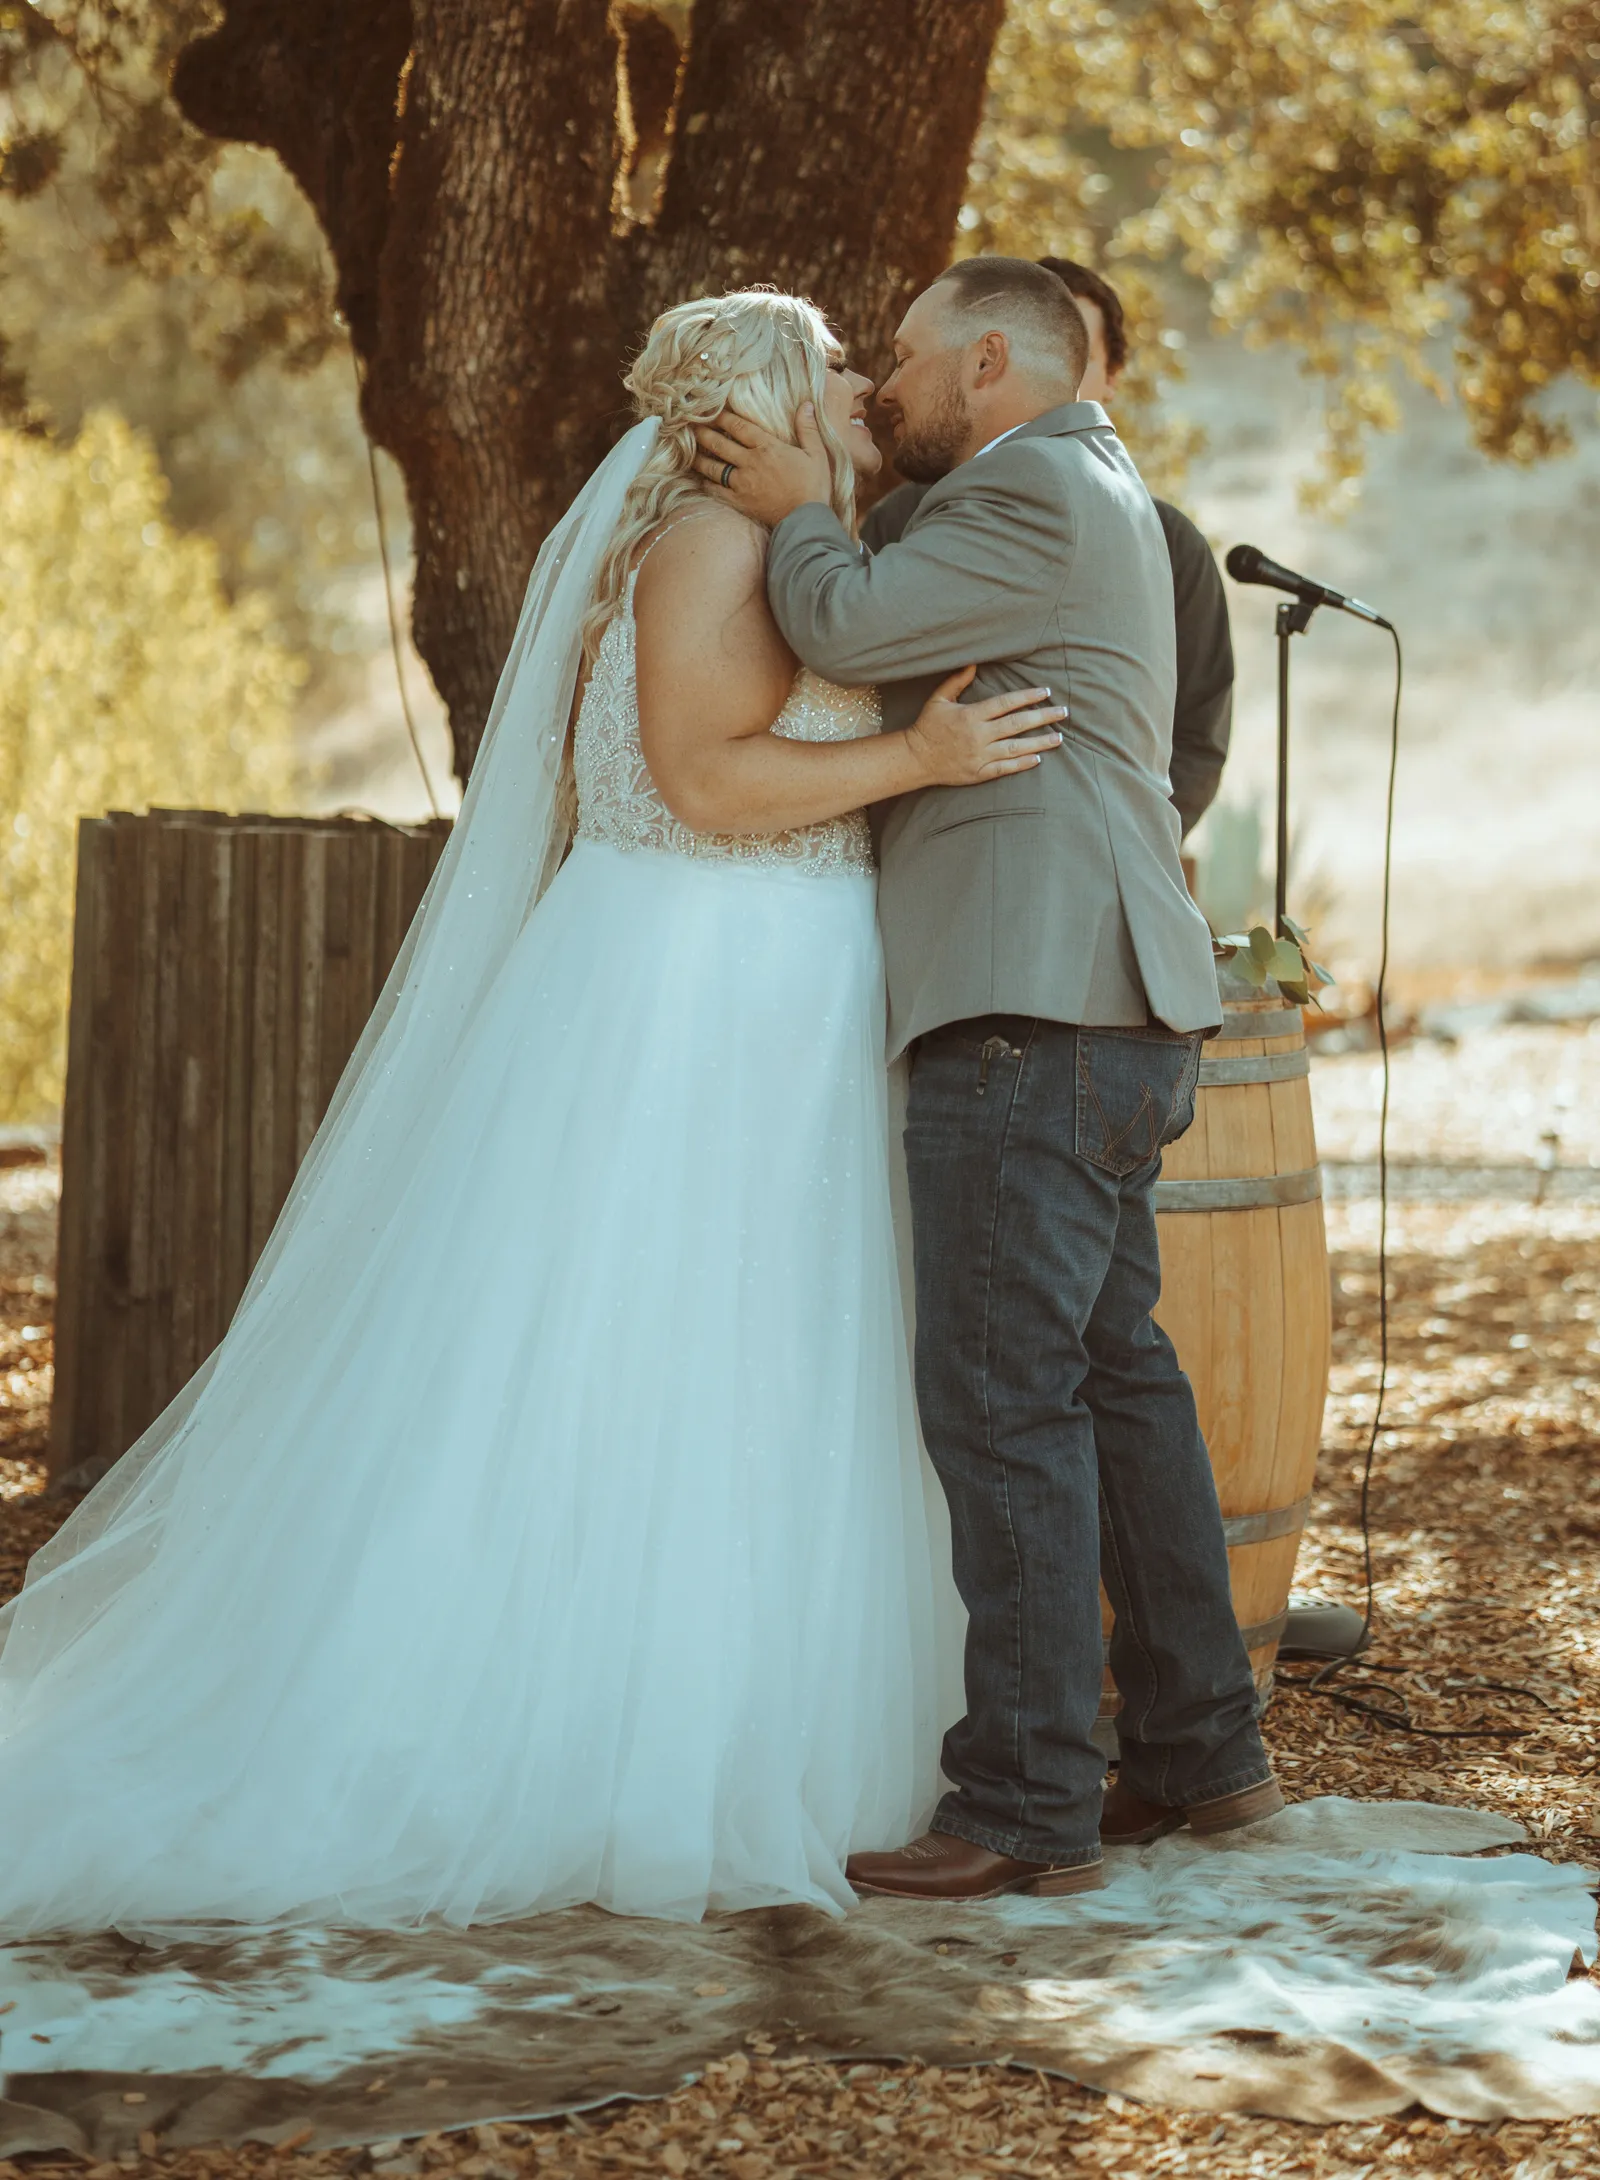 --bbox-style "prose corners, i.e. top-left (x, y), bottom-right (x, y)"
top-left (693, 406), bottom-right (833, 526)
